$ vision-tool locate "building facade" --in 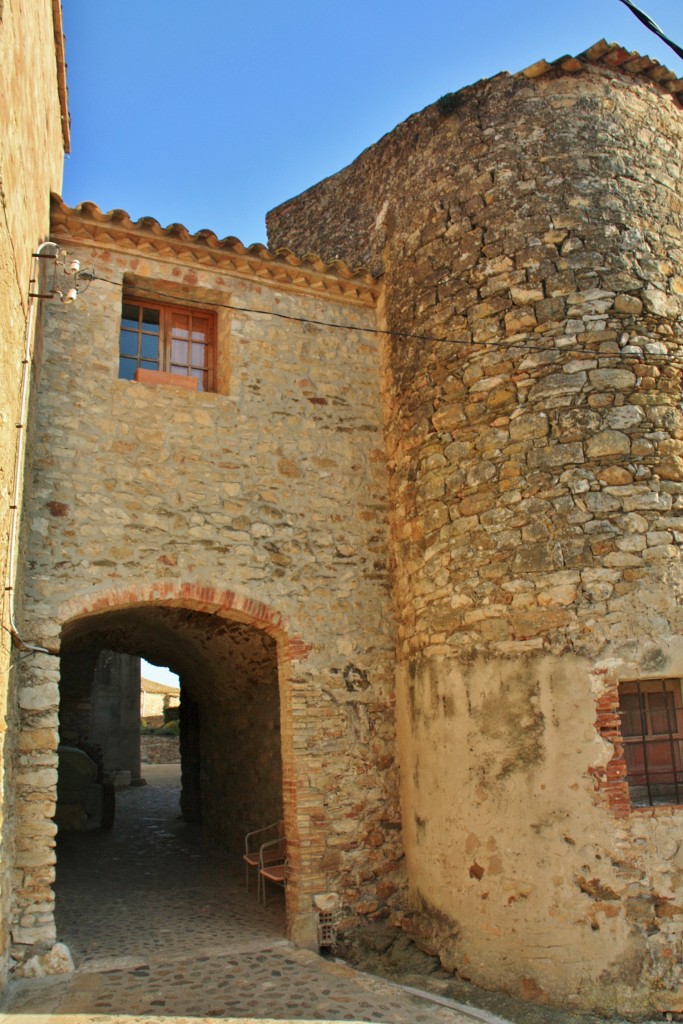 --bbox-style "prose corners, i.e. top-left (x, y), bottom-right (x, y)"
top-left (3, 14), bottom-right (683, 1014)
top-left (15, 195), bottom-right (402, 961)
